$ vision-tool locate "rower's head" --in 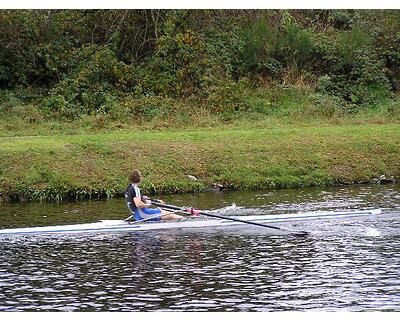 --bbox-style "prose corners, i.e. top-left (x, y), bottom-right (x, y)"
top-left (129, 169), bottom-right (143, 184)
